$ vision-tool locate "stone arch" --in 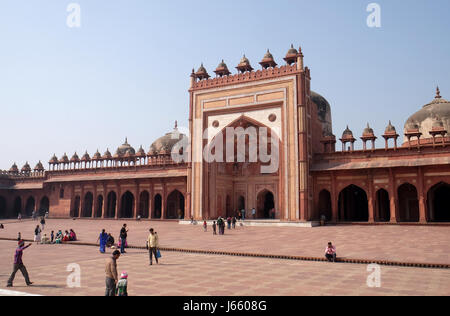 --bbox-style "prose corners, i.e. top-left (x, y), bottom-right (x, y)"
top-left (39, 196), bottom-right (50, 217)
top-left (318, 189), bottom-right (332, 221)
top-left (338, 185), bottom-right (369, 222)
top-left (139, 191), bottom-right (150, 218)
top-left (82, 192), bottom-right (93, 218)
top-left (256, 189), bottom-right (275, 219)
top-left (25, 196), bottom-right (36, 217)
top-left (237, 195), bottom-right (245, 211)
top-left (96, 195), bottom-right (103, 218)
top-left (153, 194), bottom-right (162, 219)
top-left (71, 196), bottom-right (80, 218)
top-left (397, 183), bottom-right (419, 222)
top-left (166, 190), bottom-right (184, 219)
top-left (106, 191), bottom-right (117, 218)
top-left (375, 189), bottom-right (390, 222)
top-left (0, 196), bottom-right (7, 219)
top-left (120, 191), bottom-right (134, 218)
top-left (427, 182), bottom-right (450, 222)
